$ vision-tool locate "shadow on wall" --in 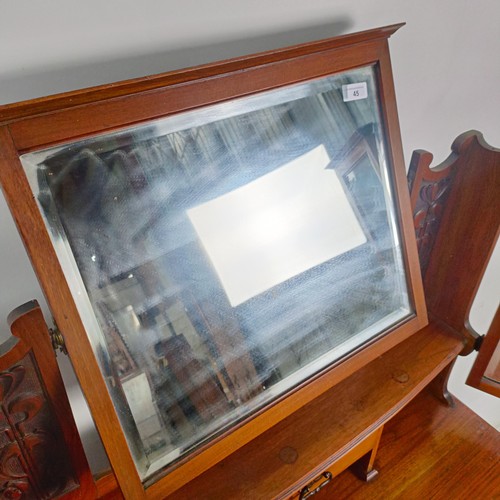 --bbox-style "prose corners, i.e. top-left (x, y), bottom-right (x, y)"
top-left (0, 18), bottom-right (352, 105)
